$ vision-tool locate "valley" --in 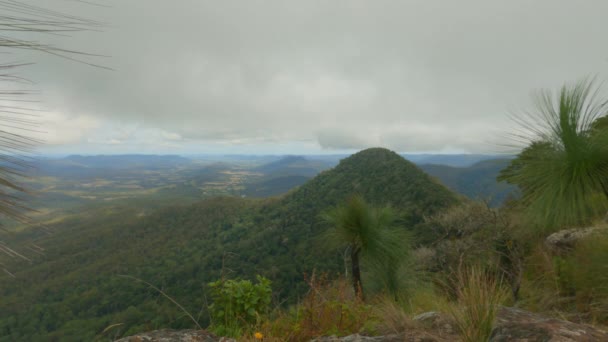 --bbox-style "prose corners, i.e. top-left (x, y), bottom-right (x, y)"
top-left (3, 2), bottom-right (606, 341)
top-left (0, 150), bottom-right (514, 340)
top-left (11, 153), bottom-right (514, 231)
